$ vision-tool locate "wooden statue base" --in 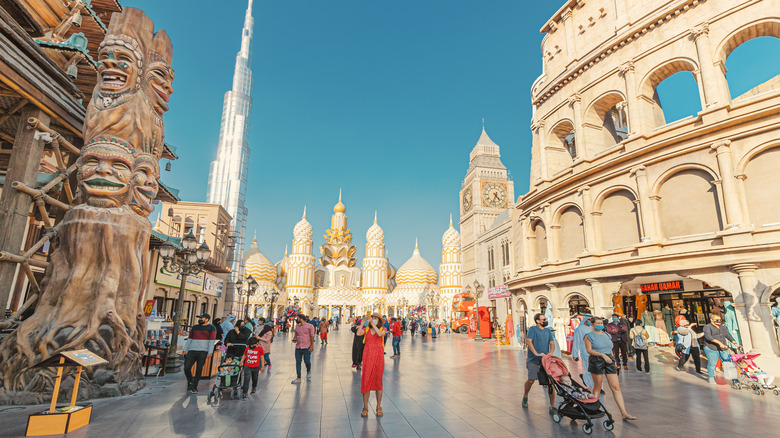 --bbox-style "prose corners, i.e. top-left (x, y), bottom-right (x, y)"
top-left (26, 405), bottom-right (92, 436)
